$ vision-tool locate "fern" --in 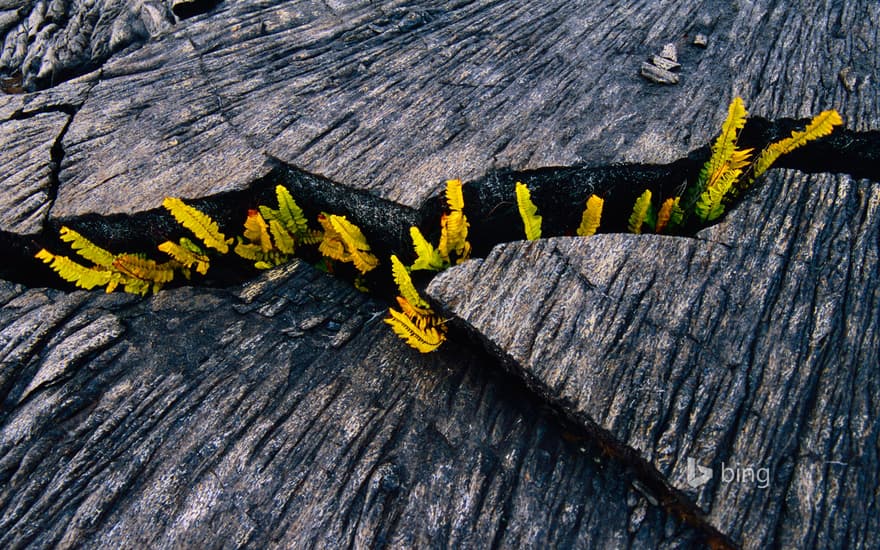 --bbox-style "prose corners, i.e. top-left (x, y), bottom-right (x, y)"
top-left (445, 177), bottom-right (465, 211)
top-left (745, 109), bottom-right (843, 187)
top-left (259, 184), bottom-right (315, 243)
top-left (695, 169), bottom-right (739, 222)
top-left (391, 255), bottom-right (430, 310)
top-left (112, 253), bottom-right (176, 294)
top-left (159, 238), bottom-right (210, 275)
top-left (438, 179), bottom-right (471, 263)
top-left (384, 307), bottom-right (445, 353)
top-left (269, 219), bottom-right (295, 255)
top-left (35, 249), bottom-right (112, 290)
top-left (59, 227), bottom-right (115, 267)
top-left (409, 226), bottom-right (445, 271)
top-left (684, 97), bottom-right (750, 212)
top-left (163, 197), bottom-right (231, 254)
top-left (515, 182), bottom-right (542, 240)
top-left (628, 190), bottom-right (653, 234)
top-left (242, 209), bottom-right (273, 252)
top-left (654, 197), bottom-right (682, 233)
top-left (577, 195), bottom-right (603, 237)
top-left (317, 214), bottom-right (379, 274)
